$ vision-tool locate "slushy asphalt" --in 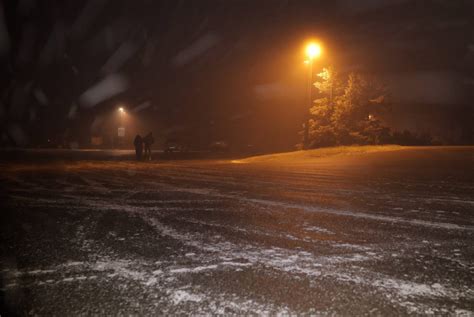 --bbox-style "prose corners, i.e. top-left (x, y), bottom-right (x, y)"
top-left (1, 146), bottom-right (473, 315)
